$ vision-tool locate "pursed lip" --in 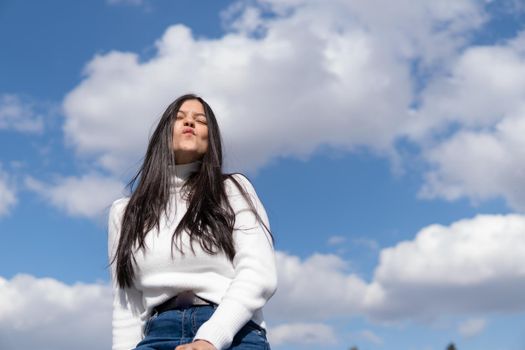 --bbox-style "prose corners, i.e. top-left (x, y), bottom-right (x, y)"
top-left (182, 127), bottom-right (195, 135)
